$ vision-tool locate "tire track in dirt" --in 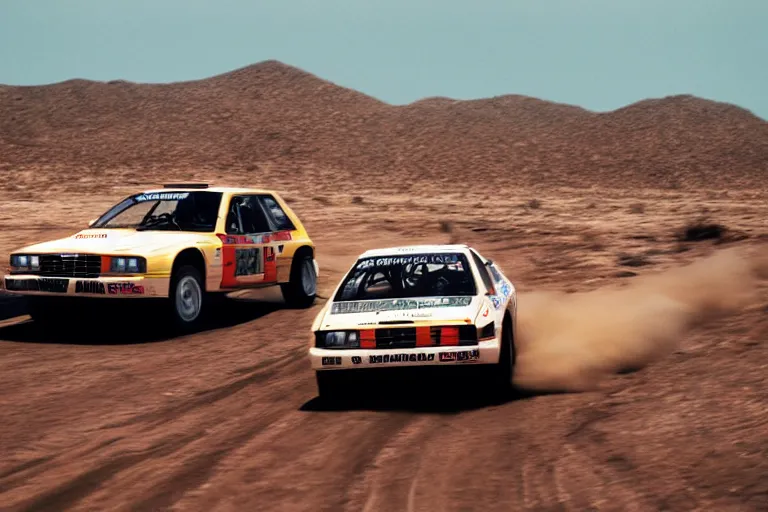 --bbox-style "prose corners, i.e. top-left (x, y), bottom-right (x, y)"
top-left (13, 431), bottom-right (206, 512)
top-left (0, 438), bottom-right (125, 497)
top-left (0, 235), bottom-right (766, 510)
top-left (101, 350), bottom-right (306, 431)
top-left (353, 417), bottom-right (438, 512)
top-left (170, 407), bottom-right (418, 511)
top-left (2, 361), bottom-right (309, 510)
top-left (0, 314), bottom-right (316, 511)
top-left (71, 357), bottom-right (317, 510)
